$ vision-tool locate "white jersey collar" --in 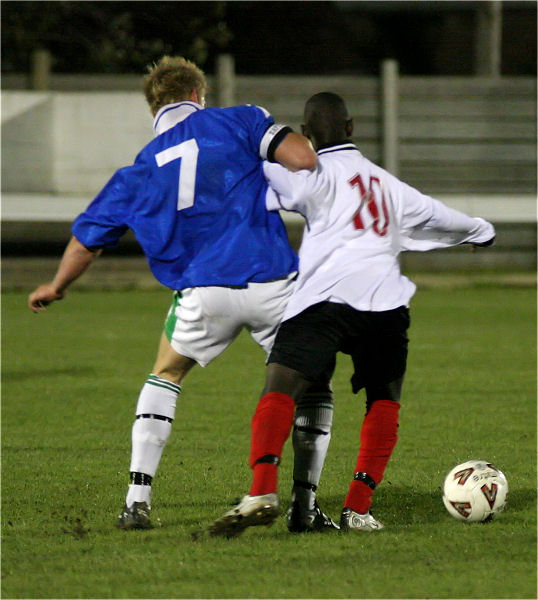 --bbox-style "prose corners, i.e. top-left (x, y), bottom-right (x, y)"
top-left (317, 142), bottom-right (358, 156)
top-left (153, 101), bottom-right (204, 137)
